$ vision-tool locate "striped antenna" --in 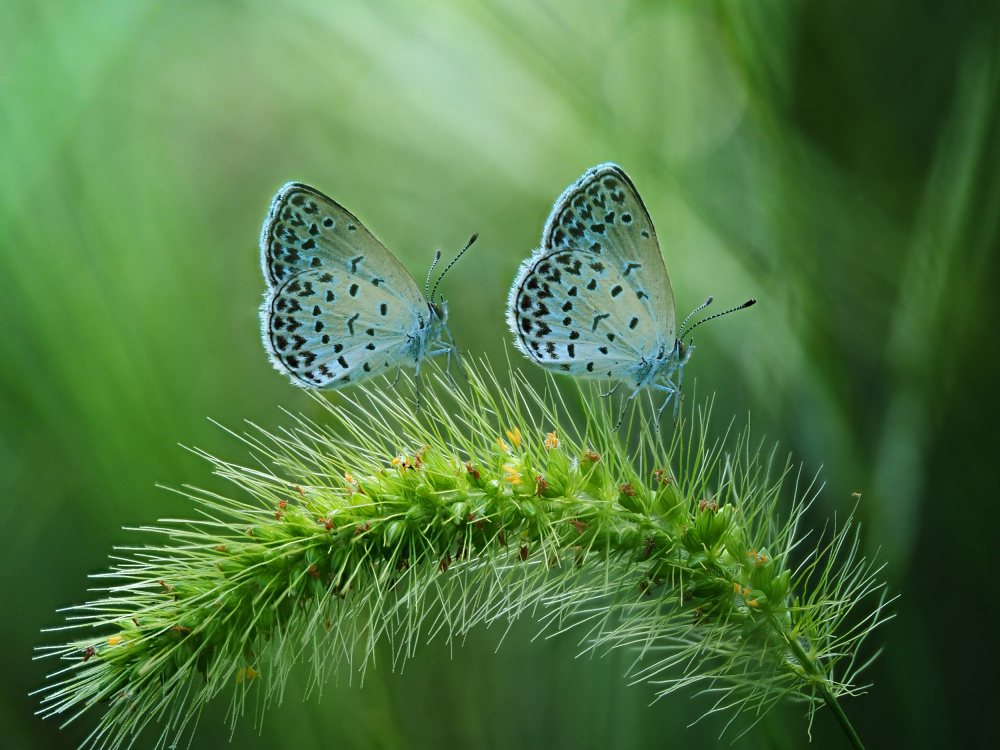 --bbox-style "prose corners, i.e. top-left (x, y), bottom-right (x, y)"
top-left (681, 299), bottom-right (757, 341)
top-left (431, 233), bottom-right (478, 302)
top-left (425, 251), bottom-right (442, 301)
